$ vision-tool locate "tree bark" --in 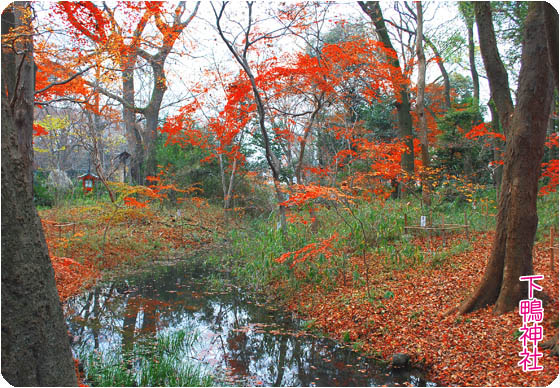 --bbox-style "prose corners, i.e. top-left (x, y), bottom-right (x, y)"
top-left (425, 38), bottom-right (451, 110)
top-left (488, 100), bottom-right (503, 192)
top-left (139, 42), bottom-right (172, 183)
top-left (466, 21), bottom-right (479, 104)
top-left (458, 2), bottom-right (480, 105)
top-left (474, 2), bottom-right (514, 135)
top-left (122, 66), bottom-right (143, 184)
top-left (137, 2), bottom-right (200, 184)
top-left (415, 3), bottom-right (431, 207)
top-left (543, 2), bottom-right (559, 87)
top-left (1, 3), bottom-right (77, 385)
top-left (92, 2), bottom-right (200, 185)
top-left (459, 2), bottom-right (555, 315)
top-left (358, 1), bottom-right (415, 187)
